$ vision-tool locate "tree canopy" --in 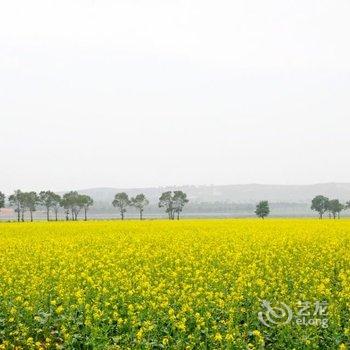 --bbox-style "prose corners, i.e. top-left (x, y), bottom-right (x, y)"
top-left (131, 194), bottom-right (149, 220)
top-left (39, 191), bottom-right (61, 221)
top-left (159, 191), bottom-right (189, 220)
top-left (311, 195), bottom-right (329, 219)
top-left (112, 192), bottom-right (130, 220)
top-left (327, 199), bottom-right (344, 219)
top-left (255, 201), bottom-right (270, 219)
